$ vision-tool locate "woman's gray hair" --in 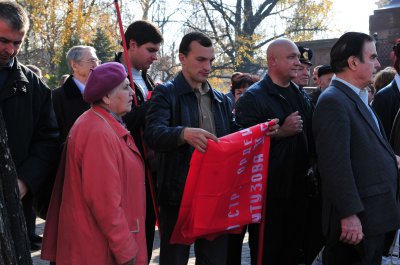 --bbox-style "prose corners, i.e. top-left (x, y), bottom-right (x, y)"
top-left (66, 45), bottom-right (96, 73)
top-left (0, 1), bottom-right (29, 32)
